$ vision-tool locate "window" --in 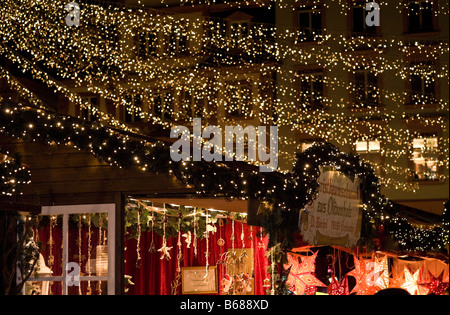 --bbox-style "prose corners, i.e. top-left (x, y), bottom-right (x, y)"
top-left (21, 204), bottom-right (116, 295)
top-left (152, 90), bottom-right (174, 120)
top-left (351, 1), bottom-right (377, 35)
top-left (412, 136), bottom-right (439, 180)
top-left (355, 139), bottom-right (382, 175)
top-left (80, 96), bottom-right (98, 122)
top-left (178, 88), bottom-right (203, 121)
top-left (164, 24), bottom-right (188, 57)
top-left (355, 140), bottom-right (381, 153)
top-left (137, 30), bottom-right (158, 59)
top-left (407, 1), bottom-right (434, 33)
top-left (297, 6), bottom-right (323, 42)
top-left (230, 22), bottom-right (249, 42)
top-left (297, 70), bottom-right (324, 110)
top-left (409, 61), bottom-right (436, 105)
top-left (124, 94), bottom-right (142, 123)
top-left (353, 69), bottom-right (379, 108)
top-left (225, 80), bottom-right (253, 118)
